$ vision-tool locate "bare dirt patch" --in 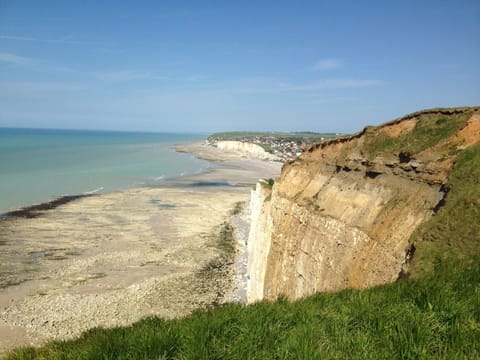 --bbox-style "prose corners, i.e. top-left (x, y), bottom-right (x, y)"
top-left (382, 118), bottom-right (417, 138)
top-left (456, 114), bottom-right (480, 149)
